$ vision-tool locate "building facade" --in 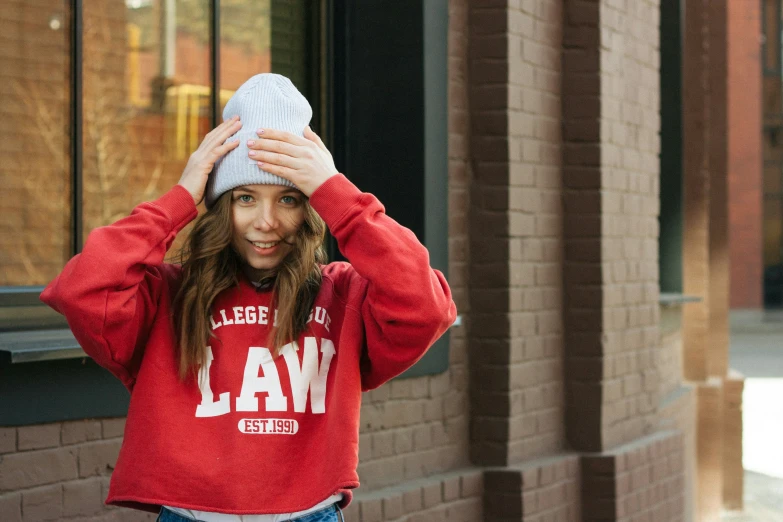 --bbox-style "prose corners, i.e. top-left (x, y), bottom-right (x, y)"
top-left (0, 0), bottom-right (756, 521)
